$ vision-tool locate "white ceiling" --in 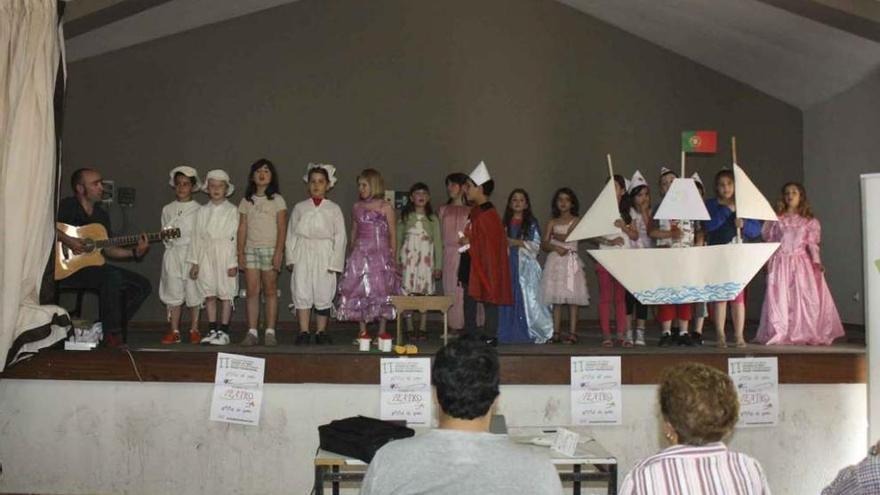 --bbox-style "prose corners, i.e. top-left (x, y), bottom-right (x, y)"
top-left (64, 0), bottom-right (880, 109)
top-left (558, 0), bottom-right (880, 109)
